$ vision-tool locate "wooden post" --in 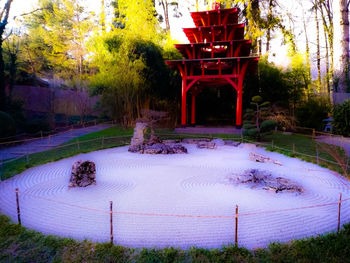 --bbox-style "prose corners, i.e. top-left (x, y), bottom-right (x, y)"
top-left (15, 188), bottom-right (21, 225)
top-left (26, 154), bottom-right (29, 165)
top-left (312, 129), bottom-right (316, 139)
top-left (110, 201), bottom-right (114, 244)
top-left (292, 143), bottom-right (295, 154)
top-left (102, 137), bottom-right (104, 148)
top-left (338, 193), bottom-right (342, 232)
top-left (77, 140), bottom-right (80, 151)
top-left (235, 205), bottom-right (238, 245)
top-left (316, 149), bottom-right (319, 165)
top-left (271, 140), bottom-right (274, 150)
